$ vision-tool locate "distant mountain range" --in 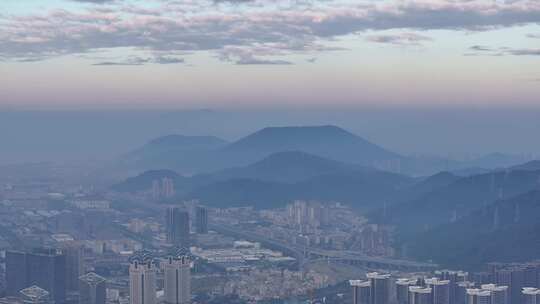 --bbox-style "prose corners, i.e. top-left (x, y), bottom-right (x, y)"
top-left (117, 125), bottom-right (409, 175)
top-left (116, 125), bottom-right (532, 177)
